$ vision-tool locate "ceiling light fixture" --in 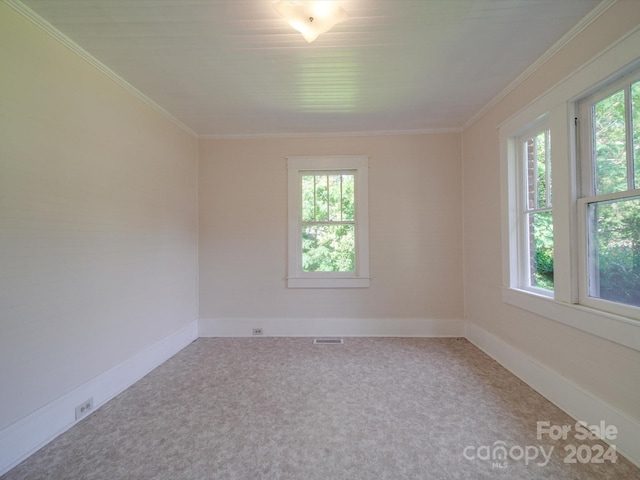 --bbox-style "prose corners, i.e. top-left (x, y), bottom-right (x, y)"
top-left (273, 1), bottom-right (349, 43)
